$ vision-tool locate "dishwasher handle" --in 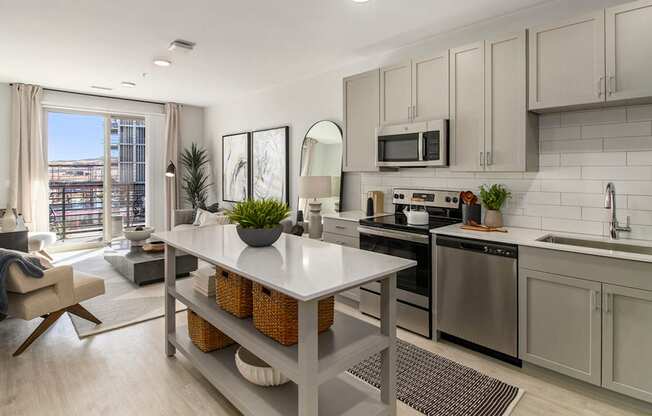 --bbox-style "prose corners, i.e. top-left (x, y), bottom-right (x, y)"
top-left (436, 235), bottom-right (517, 258)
